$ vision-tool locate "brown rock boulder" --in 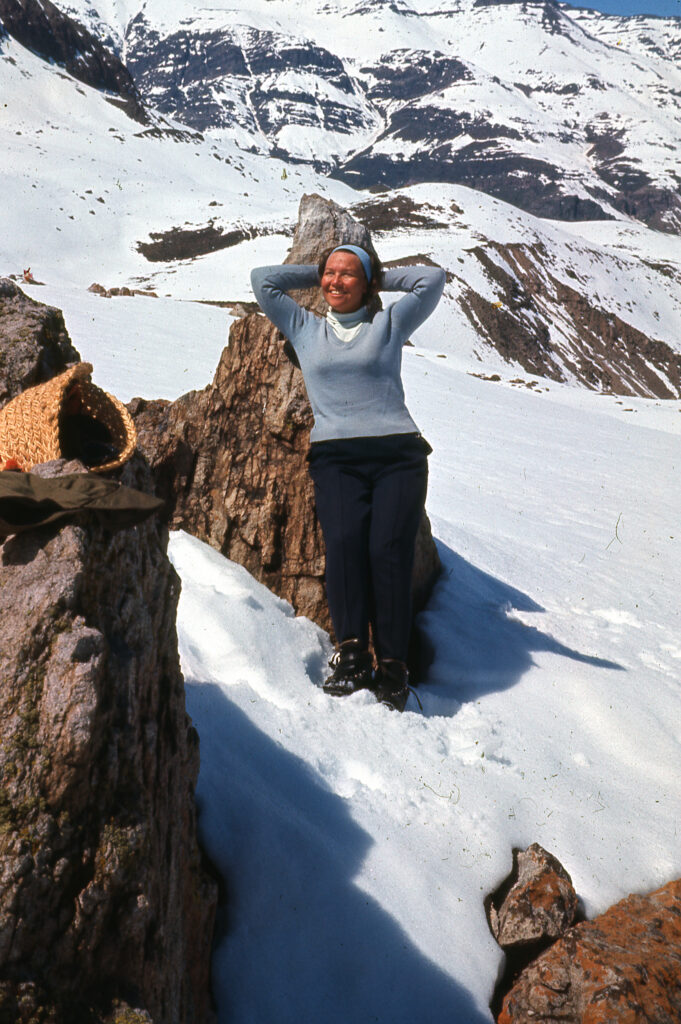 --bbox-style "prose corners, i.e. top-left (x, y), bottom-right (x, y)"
top-left (489, 843), bottom-right (579, 948)
top-left (0, 278), bottom-right (81, 405)
top-left (498, 879), bottom-right (681, 1024)
top-left (0, 460), bottom-right (216, 1023)
top-left (131, 311), bottom-right (331, 629)
top-left (131, 194), bottom-right (441, 648)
